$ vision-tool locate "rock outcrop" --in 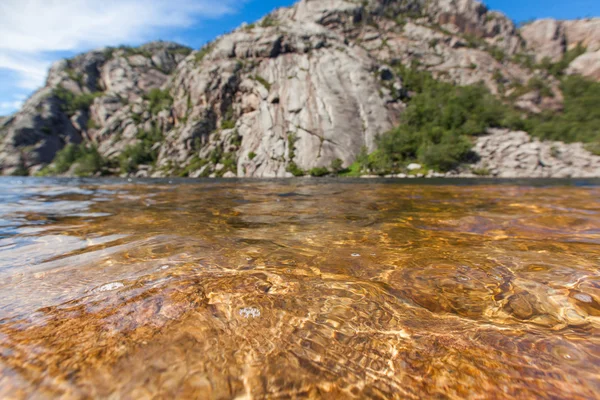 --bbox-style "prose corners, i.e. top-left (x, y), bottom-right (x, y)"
top-left (521, 18), bottom-right (600, 80)
top-left (470, 130), bottom-right (600, 178)
top-left (1, 0), bottom-right (599, 178)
